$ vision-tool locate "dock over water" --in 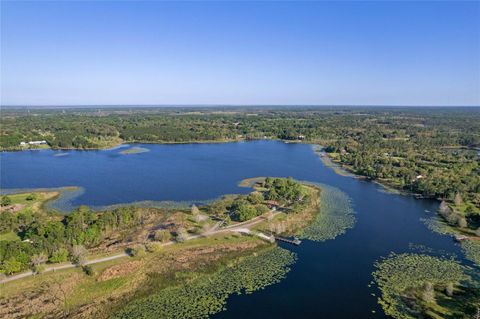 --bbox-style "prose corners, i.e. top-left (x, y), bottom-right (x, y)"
top-left (274, 236), bottom-right (302, 245)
